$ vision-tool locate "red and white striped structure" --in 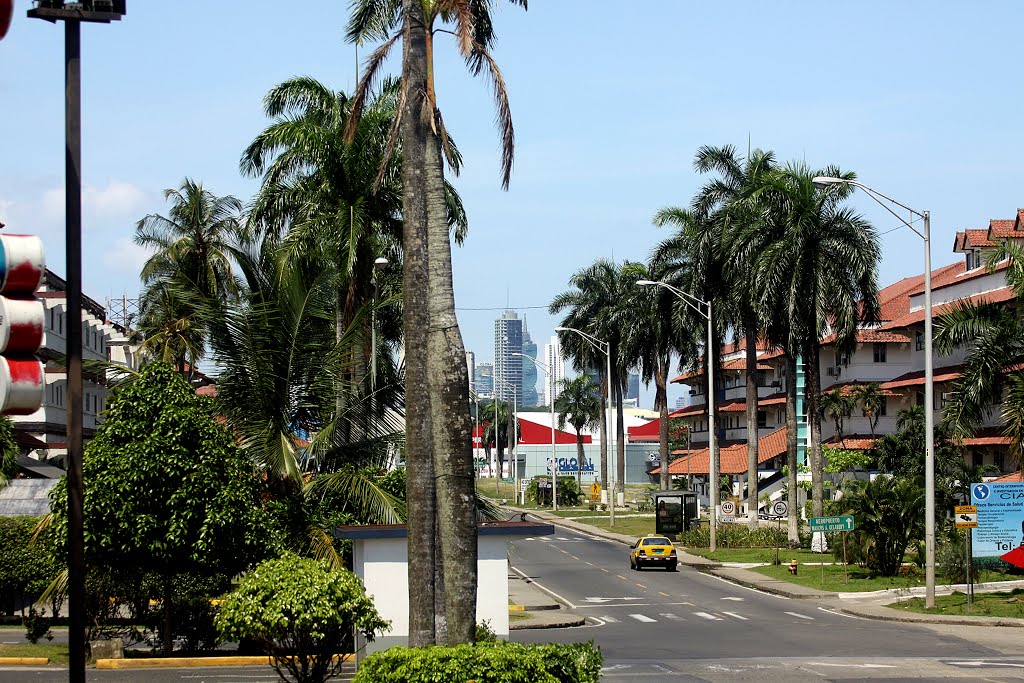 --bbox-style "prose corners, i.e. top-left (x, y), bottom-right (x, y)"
top-left (0, 235), bottom-right (46, 414)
